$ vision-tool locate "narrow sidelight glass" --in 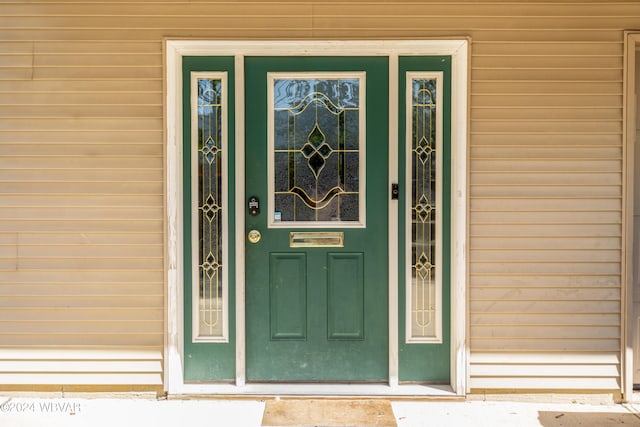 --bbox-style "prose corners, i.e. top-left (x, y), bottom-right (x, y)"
top-left (406, 74), bottom-right (443, 343)
top-left (192, 74), bottom-right (228, 341)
